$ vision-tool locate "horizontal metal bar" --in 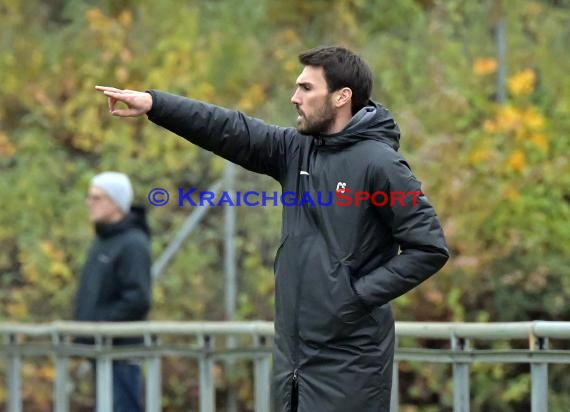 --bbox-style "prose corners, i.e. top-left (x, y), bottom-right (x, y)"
top-left (396, 322), bottom-right (536, 340)
top-left (3, 344), bottom-right (569, 365)
top-left (396, 349), bottom-right (570, 364)
top-left (0, 324), bottom-right (54, 336)
top-left (2, 321), bottom-right (570, 341)
top-left (49, 321), bottom-right (273, 337)
top-left (532, 322), bottom-right (570, 339)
